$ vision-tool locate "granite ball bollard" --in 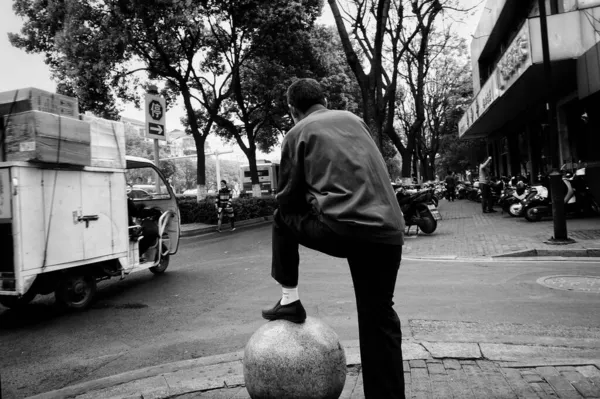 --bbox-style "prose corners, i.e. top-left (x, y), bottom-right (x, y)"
top-left (243, 316), bottom-right (347, 399)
